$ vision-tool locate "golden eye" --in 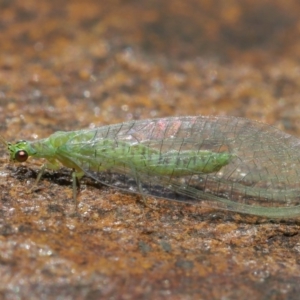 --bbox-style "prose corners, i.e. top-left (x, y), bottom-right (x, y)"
top-left (15, 150), bottom-right (28, 162)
